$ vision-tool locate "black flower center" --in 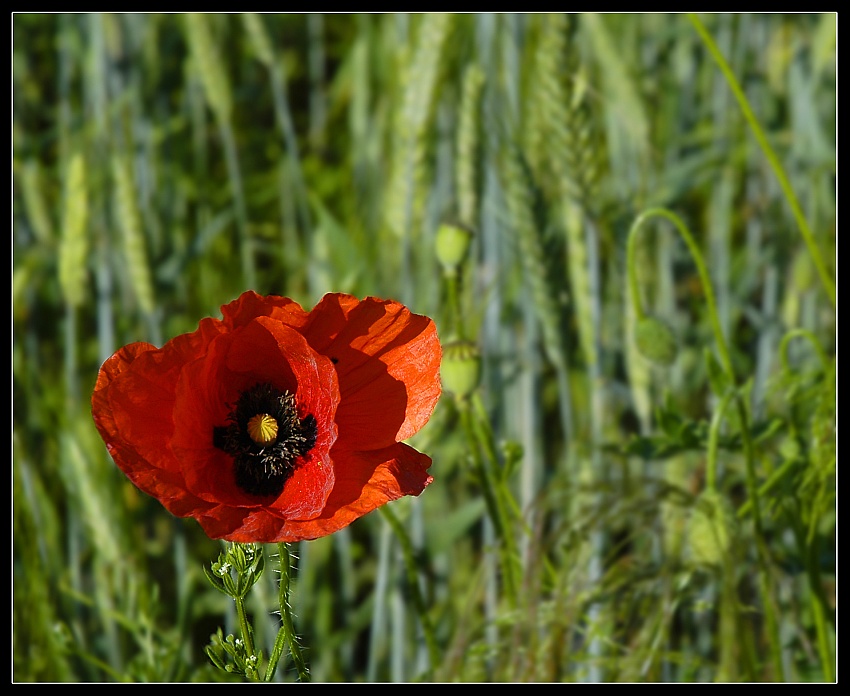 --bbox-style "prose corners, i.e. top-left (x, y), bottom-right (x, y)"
top-left (213, 382), bottom-right (318, 497)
